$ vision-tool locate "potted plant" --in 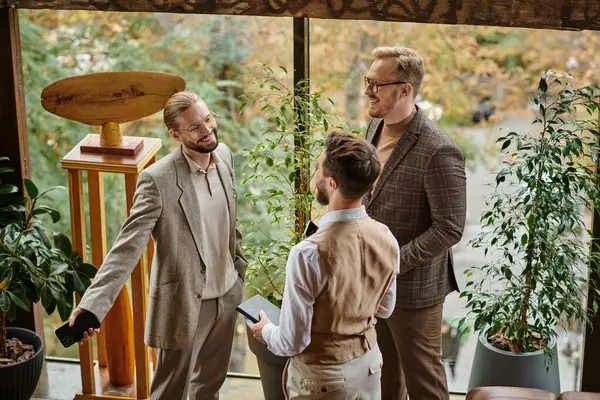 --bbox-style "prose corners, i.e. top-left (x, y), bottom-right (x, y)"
top-left (461, 71), bottom-right (600, 395)
top-left (0, 157), bottom-right (97, 400)
top-left (239, 64), bottom-right (351, 399)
